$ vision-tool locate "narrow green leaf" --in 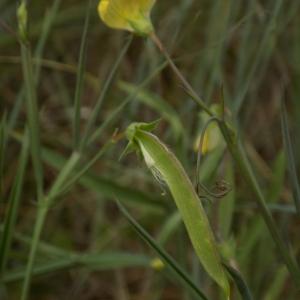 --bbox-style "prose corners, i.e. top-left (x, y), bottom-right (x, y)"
top-left (117, 200), bottom-right (209, 300)
top-left (118, 81), bottom-right (184, 139)
top-left (223, 264), bottom-right (253, 300)
top-left (234, 0), bottom-right (284, 114)
top-left (263, 266), bottom-right (288, 300)
top-left (80, 35), bottom-right (133, 149)
top-left (41, 147), bottom-right (167, 213)
top-left (8, 0), bottom-right (61, 132)
top-left (3, 252), bottom-right (151, 283)
top-left (73, 0), bottom-right (91, 149)
top-left (19, 4), bottom-right (44, 201)
top-left (281, 99), bottom-right (300, 215)
top-left (0, 114), bottom-right (8, 201)
top-left (157, 211), bottom-right (181, 245)
top-left (267, 151), bottom-right (286, 203)
top-left (0, 131), bottom-right (29, 273)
